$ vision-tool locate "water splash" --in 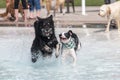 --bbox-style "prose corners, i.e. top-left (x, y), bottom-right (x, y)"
top-left (0, 27), bottom-right (120, 80)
